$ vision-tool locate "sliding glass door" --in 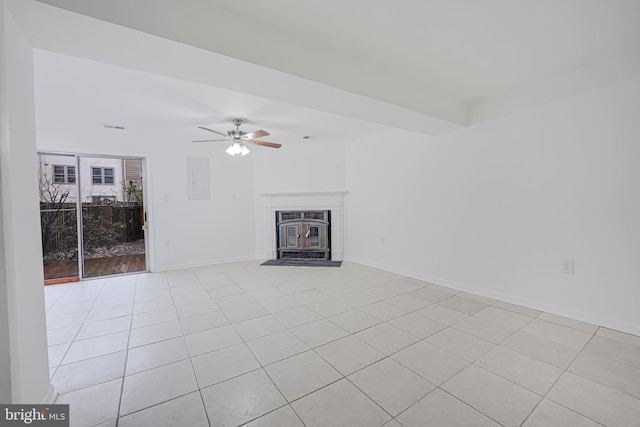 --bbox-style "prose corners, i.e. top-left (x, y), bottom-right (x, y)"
top-left (38, 153), bottom-right (80, 283)
top-left (79, 156), bottom-right (146, 278)
top-left (38, 152), bottom-right (147, 282)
